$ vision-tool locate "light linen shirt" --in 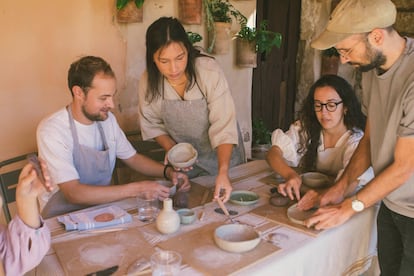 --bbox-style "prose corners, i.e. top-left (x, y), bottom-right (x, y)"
top-left (271, 122), bottom-right (373, 186)
top-left (138, 56), bottom-right (238, 149)
top-left (0, 216), bottom-right (50, 275)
